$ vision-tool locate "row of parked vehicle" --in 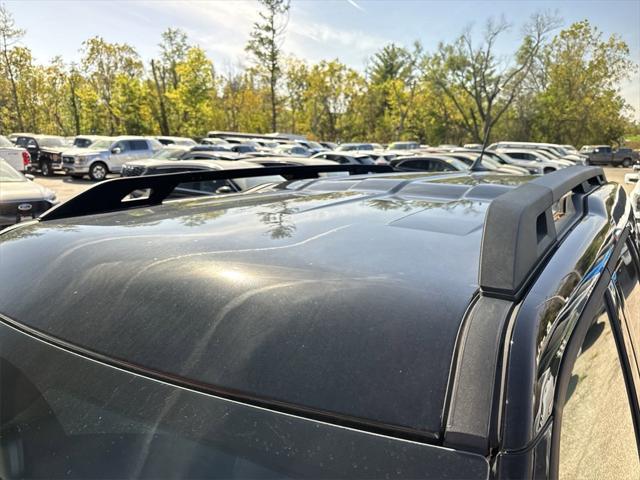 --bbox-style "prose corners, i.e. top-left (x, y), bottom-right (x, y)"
top-left (2, 131), bottom-right (637, 182)
top-left (1, 131), bottom-right (638, 228)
